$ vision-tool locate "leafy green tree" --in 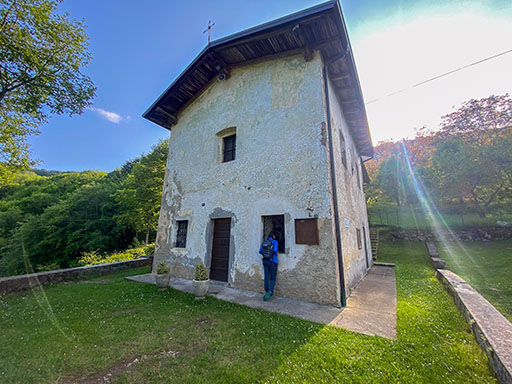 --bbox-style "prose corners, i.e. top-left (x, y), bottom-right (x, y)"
top-left (115, 140), bottom-right (168, 244)
top-left (431, 94), bottom-right (512, 216)
top-left (0, 0), bottom-right (95, 184)
top-left (0, 170), bottom-right (111, 275)
top-left (431, 137), bottom-right (512, 217)
top-left (372, 151), bottom-right (413, 207)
